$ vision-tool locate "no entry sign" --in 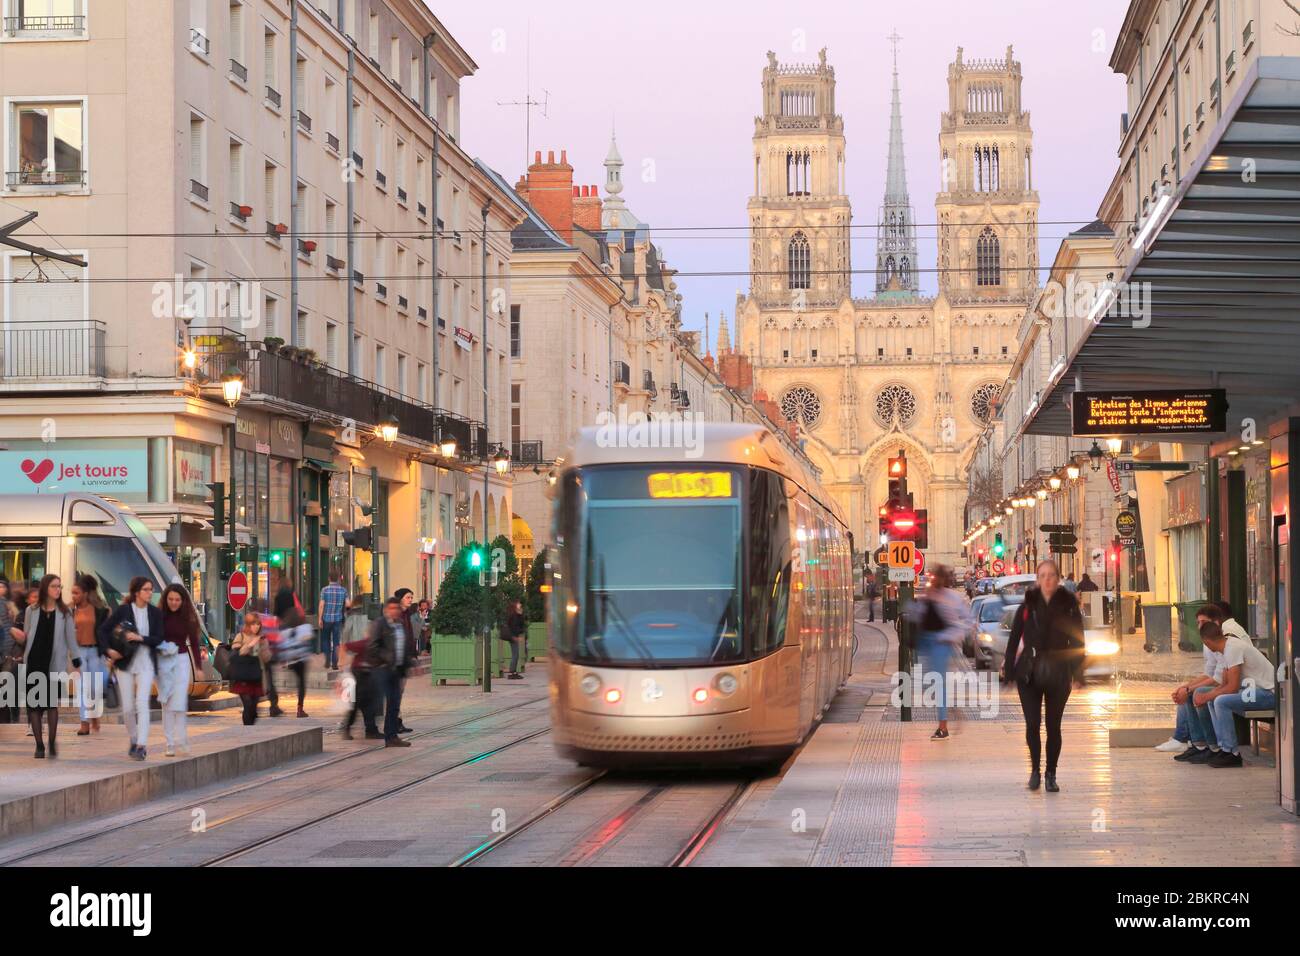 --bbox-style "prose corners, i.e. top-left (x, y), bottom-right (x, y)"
top-left (227, 570), bottom-right (249, 611)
